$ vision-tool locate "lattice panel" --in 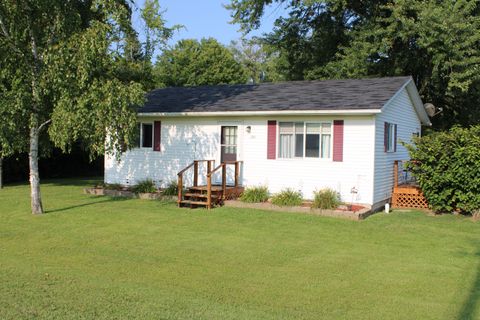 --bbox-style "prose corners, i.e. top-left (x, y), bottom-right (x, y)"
top-left (392, 193), bottom-right (428, 209)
